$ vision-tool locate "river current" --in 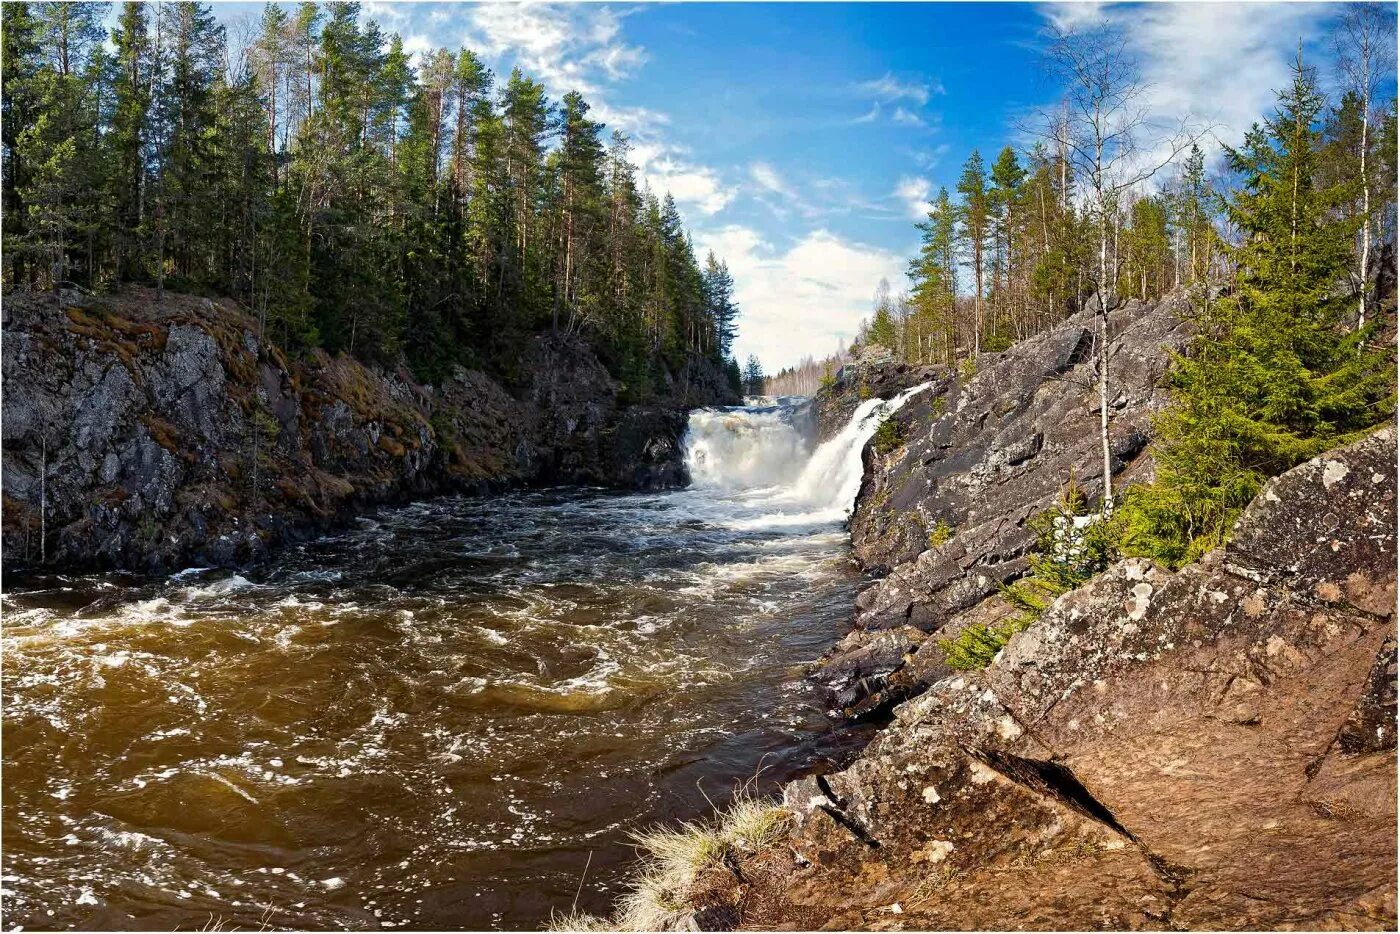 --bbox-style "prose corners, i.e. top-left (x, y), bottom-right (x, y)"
top-left (1, 390), bottom-right (926, 931)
